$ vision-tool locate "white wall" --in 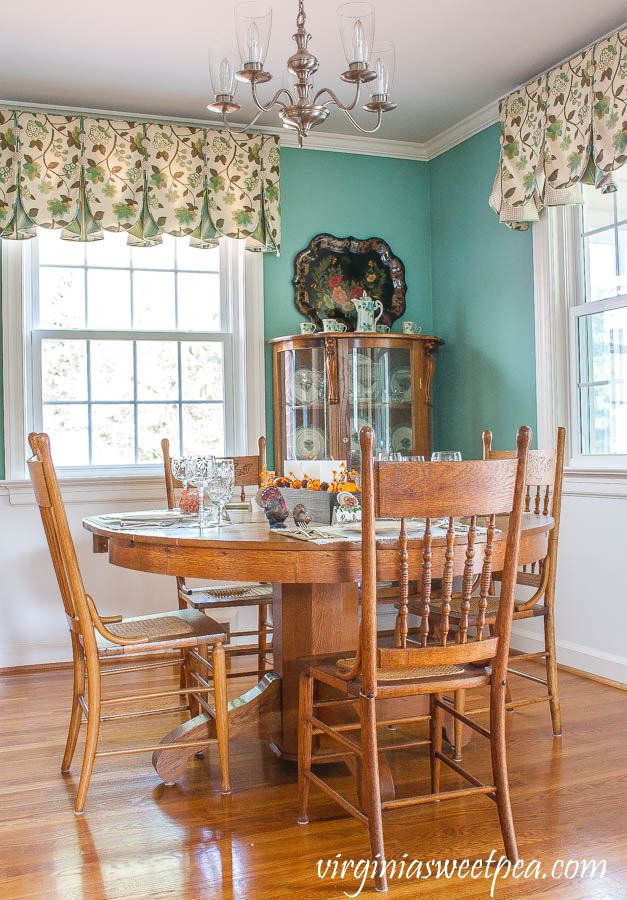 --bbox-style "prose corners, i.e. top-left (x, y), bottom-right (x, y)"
top-left (0, 481), bottom-right (251, 669)
top-left (511, 478), bottom-right (627, 684)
